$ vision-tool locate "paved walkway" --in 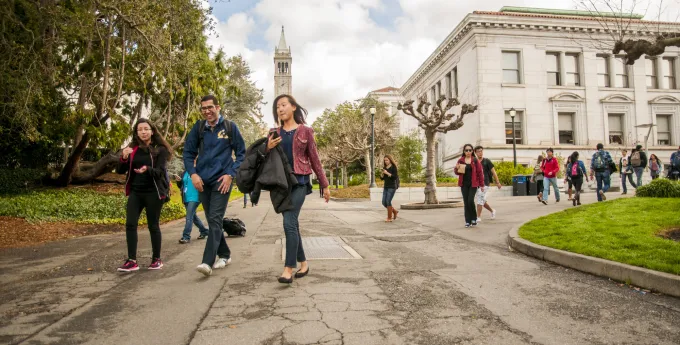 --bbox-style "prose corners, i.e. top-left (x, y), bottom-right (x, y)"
top-left (1, 190), bottom-right (680, 345)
